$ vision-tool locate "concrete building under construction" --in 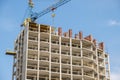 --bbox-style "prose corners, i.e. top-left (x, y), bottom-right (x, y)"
top-left (9, 22), bottom-right (110, 80)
